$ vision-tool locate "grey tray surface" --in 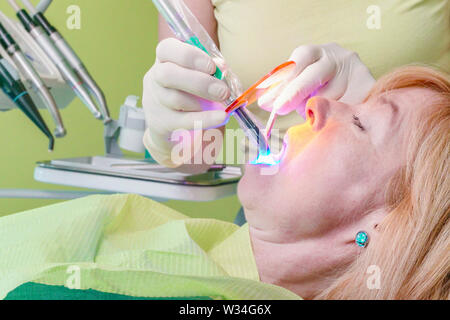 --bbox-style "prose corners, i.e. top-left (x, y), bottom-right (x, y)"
top-left (37, 156), bottom-right (242, 186)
